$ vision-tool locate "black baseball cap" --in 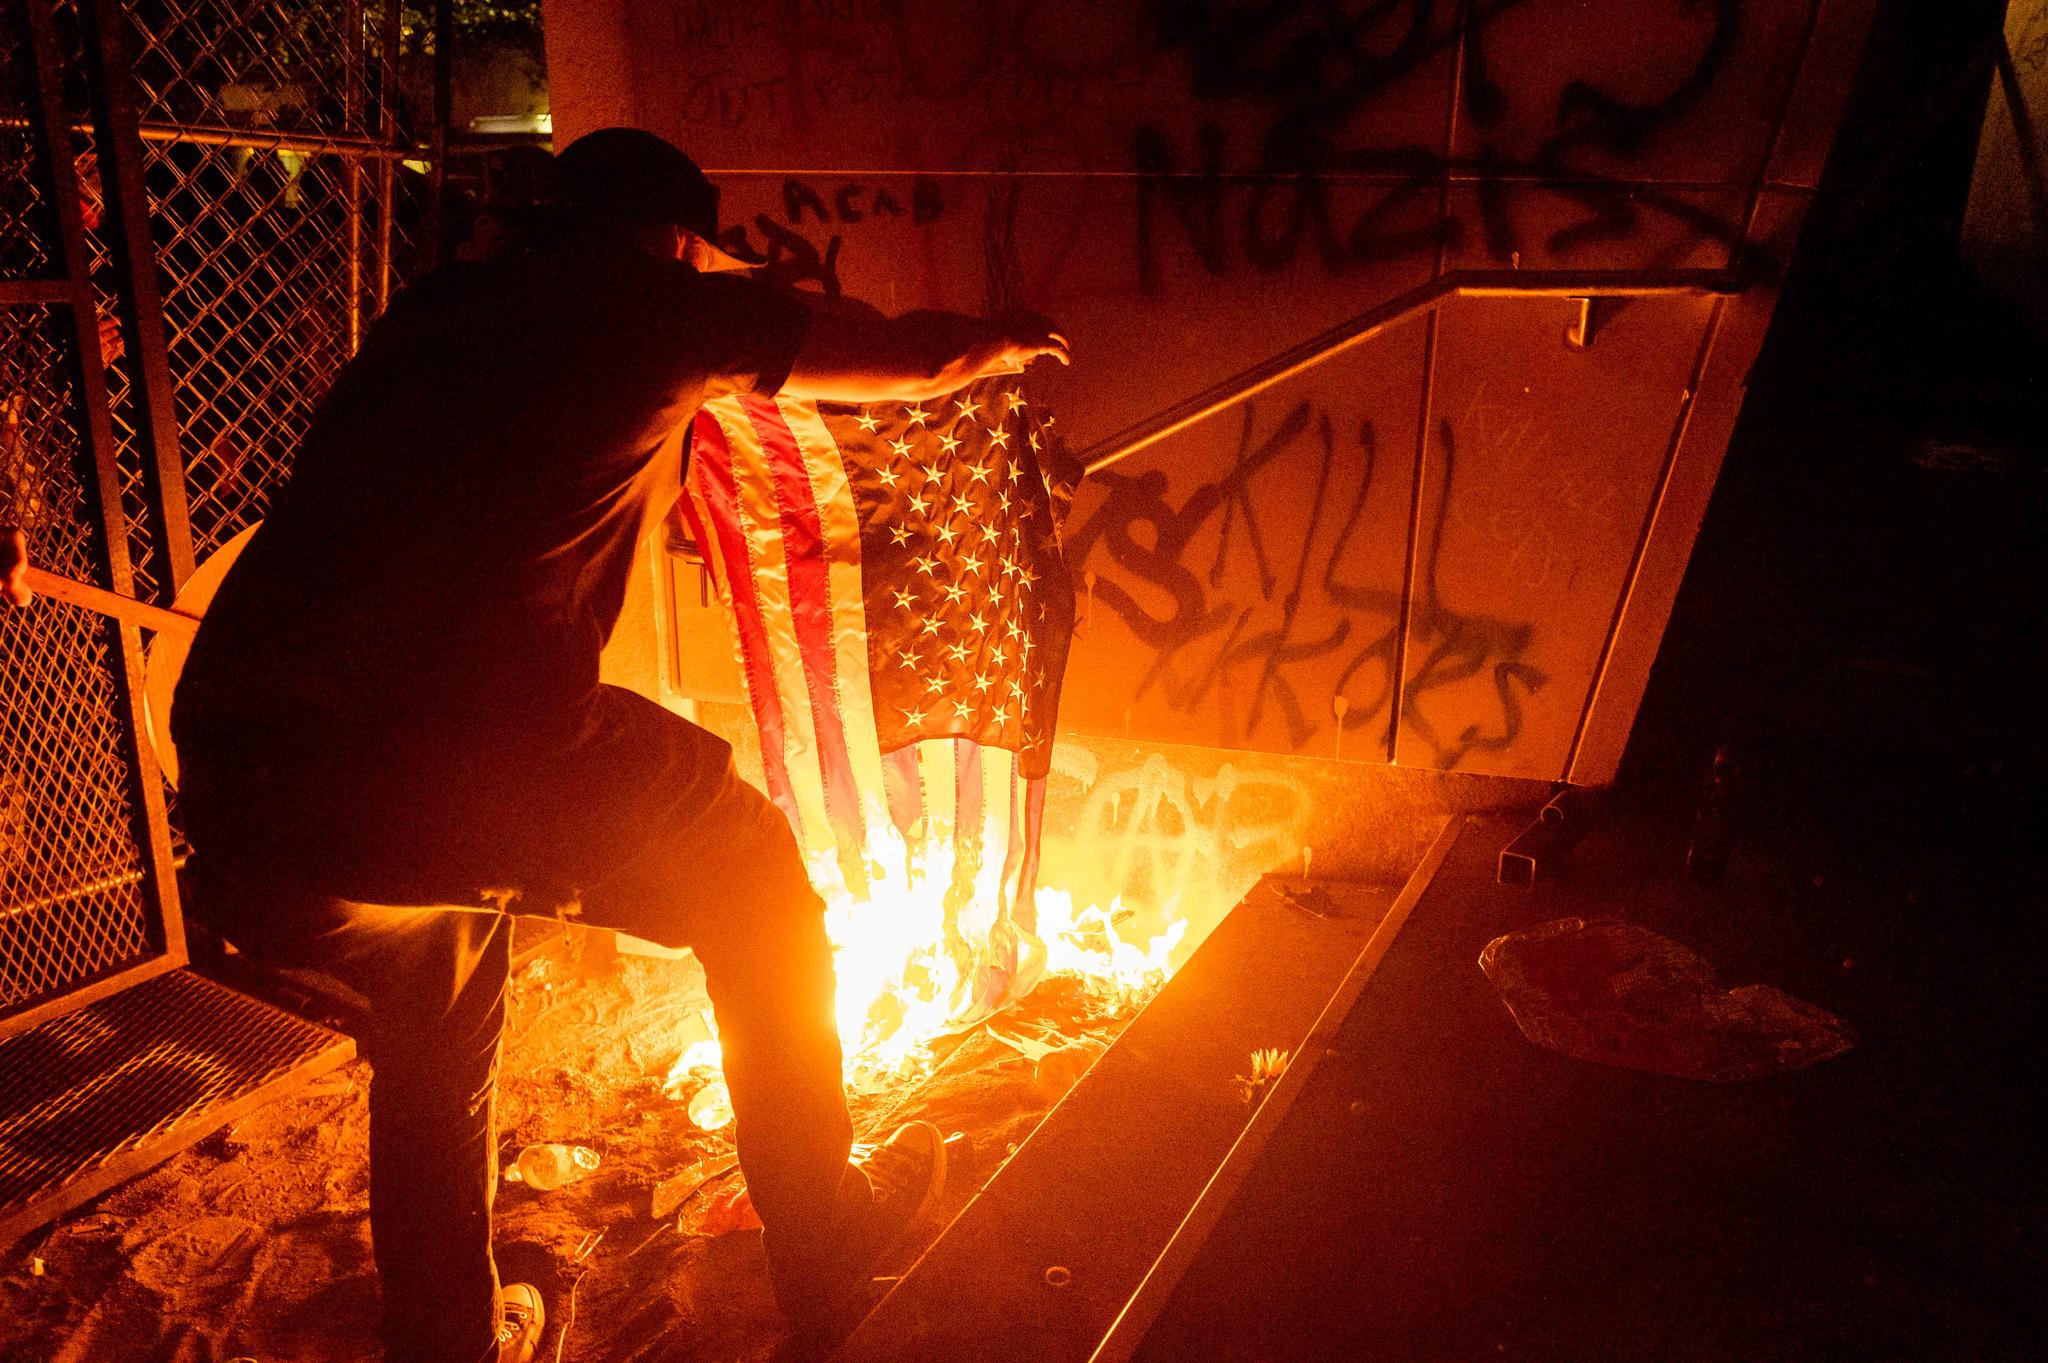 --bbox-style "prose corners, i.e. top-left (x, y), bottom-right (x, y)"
top-left (554, 128), bottom-right (747, 270)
